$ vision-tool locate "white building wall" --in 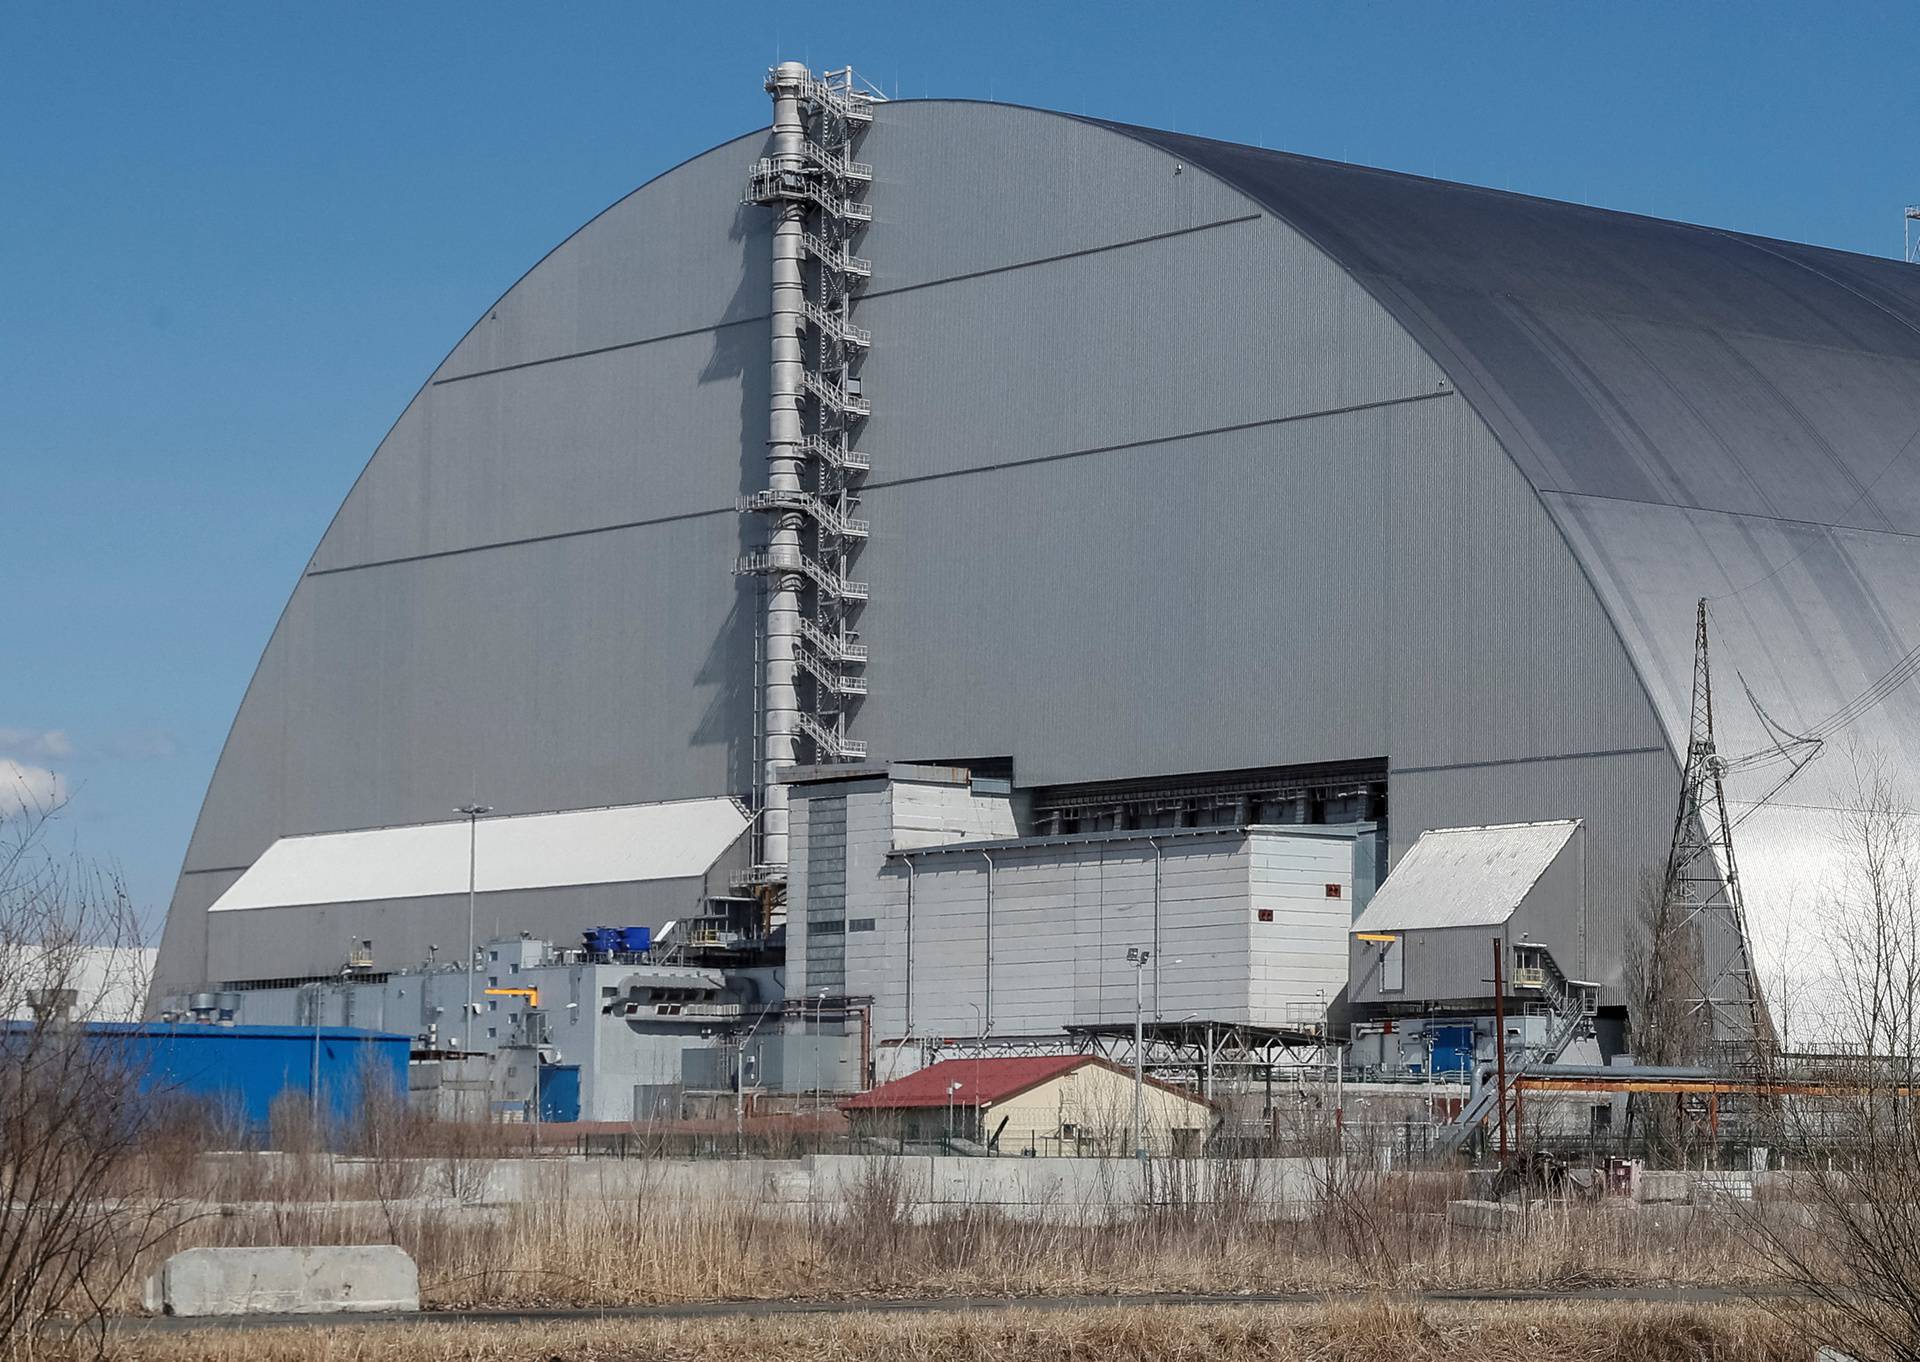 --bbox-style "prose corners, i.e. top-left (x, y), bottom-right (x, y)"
top-left (854, 828), bottom-right (1358, 1042)
top-left (1246, 828), bottom-right (1357, 1026)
